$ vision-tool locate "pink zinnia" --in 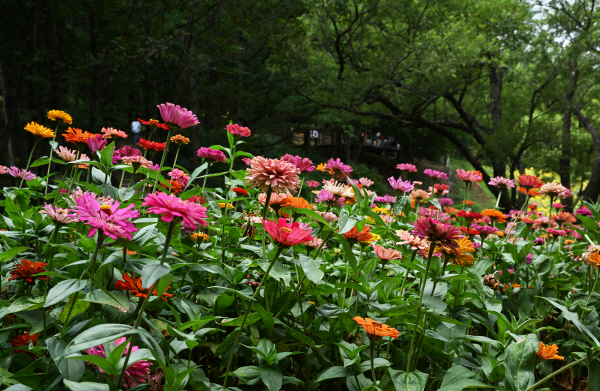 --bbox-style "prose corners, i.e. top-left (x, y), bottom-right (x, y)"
top-left (157, 102), bottom-right (199, 129)
top-left (423, 169), bottom-right (448, 180)
top-left (440, 198), bottom-right (453, 206)
top-left (315, 189), bottom-right (343, 206)
top-left (114, 146), bottom-right (142, 164)
top-left (412, 217), bottom-right (461, 252)
top-left (456, 169), bottom-right (483, 183)
top-left (8, 167), bottom-right (36, 181)
top-left (471, 224), bottom-right (497, 237)
top-left (576, 205), bottom-right (593, 217)
top-left (547, 228), bottom-right (567, 237)
top-left (315, 211), bottom-right (339, 223)
top-left (397, 163), bottom-right (417, 172)
top-left (281, 154), bottom-right (315, 173)
top-left (488, 176), bottom-right (515, 189)
top-left (324, 158), bottom-right (353, 180)
top-left (40, 203), bottom-right (77, 225)
top-left (0, 165), bottom-right (8, 174)
top-left (246, 156), bottom-right (300, 194)
top-left (71, 194), bottom-right (139, 240)
top-left (122, 156), bottom-right (153, 169)
top-left (262, 218), bottom-right (314, 247)
top-left (388, 177), bottom-right (415, 194)
top-left (197, 147), bottom-right (227, 163)
top-left (373, 245), bottom-right (402, 261)
top-left (375, 195), bottom-right (396, 204)
top-left (226, 123), bottom-right (251, 137)
top-left (168, 168), bottom-right (190, 187)
top-left (101, 127), bottom-right (128, 139)
top-left (539, 182), bottom-right (569, 198)
top-left (359, 177), bottom-right (374, 187)
top-left (87, 134), bottom-right (108, 154)
top-left (85, 337), bottom-right (151, 388)
top-left (306, 180), bottom-right (320, 188)
top-left (143, 192), bottom-right (207, 229)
